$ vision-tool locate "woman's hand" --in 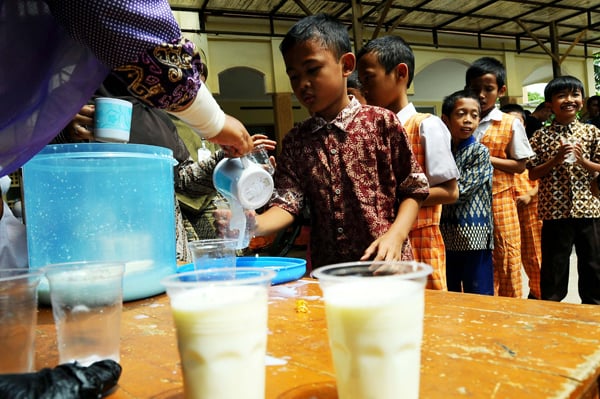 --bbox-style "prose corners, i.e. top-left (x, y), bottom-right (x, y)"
top-left (210, 115), bottom-right (254, 157)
